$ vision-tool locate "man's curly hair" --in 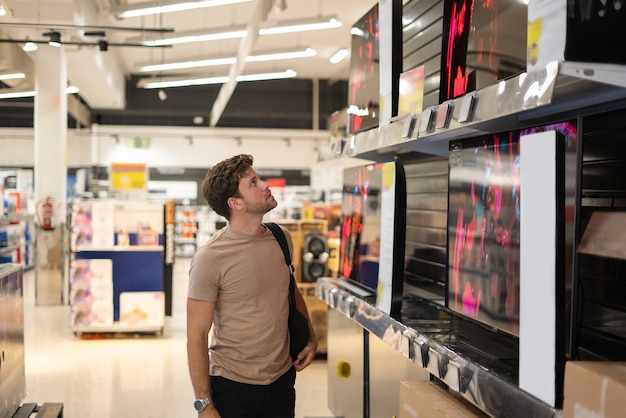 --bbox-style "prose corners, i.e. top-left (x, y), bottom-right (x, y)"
top-left (201, 154), bottom-right (253, 220)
